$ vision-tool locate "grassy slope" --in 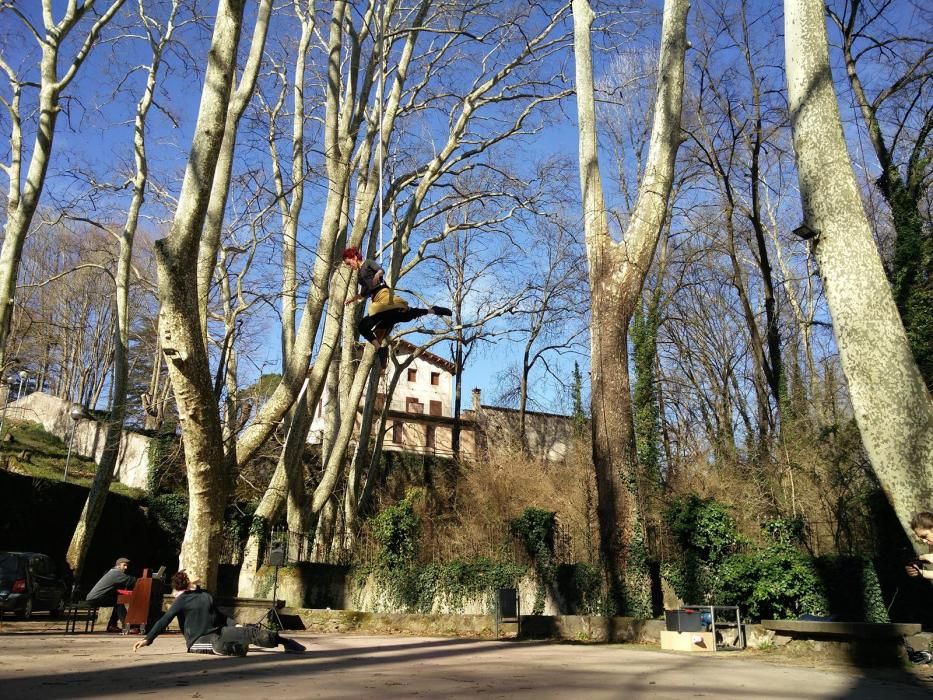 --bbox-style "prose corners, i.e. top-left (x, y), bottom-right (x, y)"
top-left (0, 420), bottom-right (145, 499)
